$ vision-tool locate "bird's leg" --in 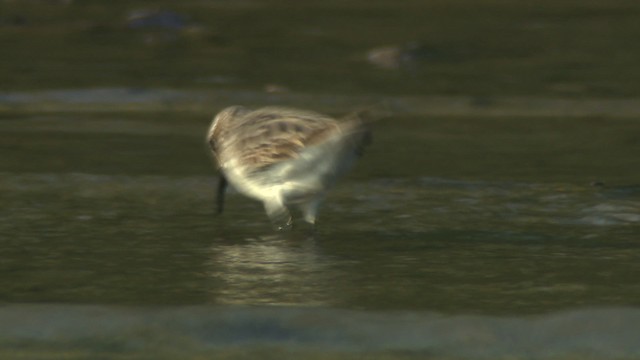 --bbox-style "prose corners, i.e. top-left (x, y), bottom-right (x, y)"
top-left (299, 192), bottom-right (326, 227)
top-left (216, 174), bottom-right (228, 214)
top-left (300, 198), bottom-right (321, 227)
top-left (264, 199), bottom-right (292, 231)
